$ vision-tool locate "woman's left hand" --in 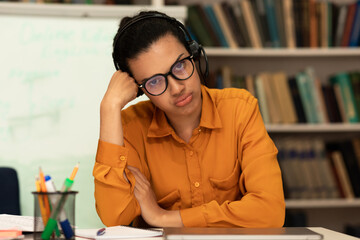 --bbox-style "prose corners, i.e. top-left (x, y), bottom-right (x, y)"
top-left (127, 166), bottom-right (183, 227)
